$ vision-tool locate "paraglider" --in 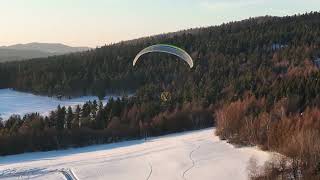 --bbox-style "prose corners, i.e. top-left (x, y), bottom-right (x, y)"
top-left (132, 44), bottom-right (193, 140)
top-left (133, 44), bottom-right (193, 68)
top-left (160, 91), bottom-right (172, 102)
